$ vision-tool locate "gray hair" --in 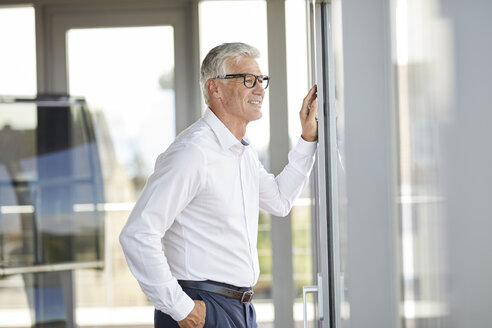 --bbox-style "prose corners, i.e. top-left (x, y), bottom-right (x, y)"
top-left (200, 42), bottom-right (260, 105)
